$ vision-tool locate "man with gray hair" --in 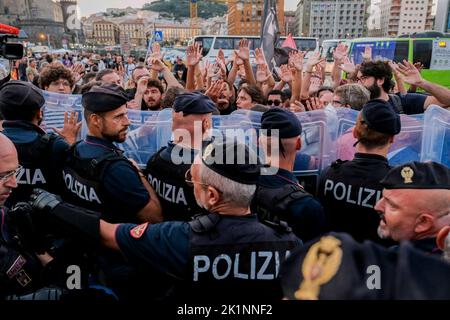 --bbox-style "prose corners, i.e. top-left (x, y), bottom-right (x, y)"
top-left (332, 84), bottom-right (370, 110)
top-left (29, 139), bottom-right (301, 301)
